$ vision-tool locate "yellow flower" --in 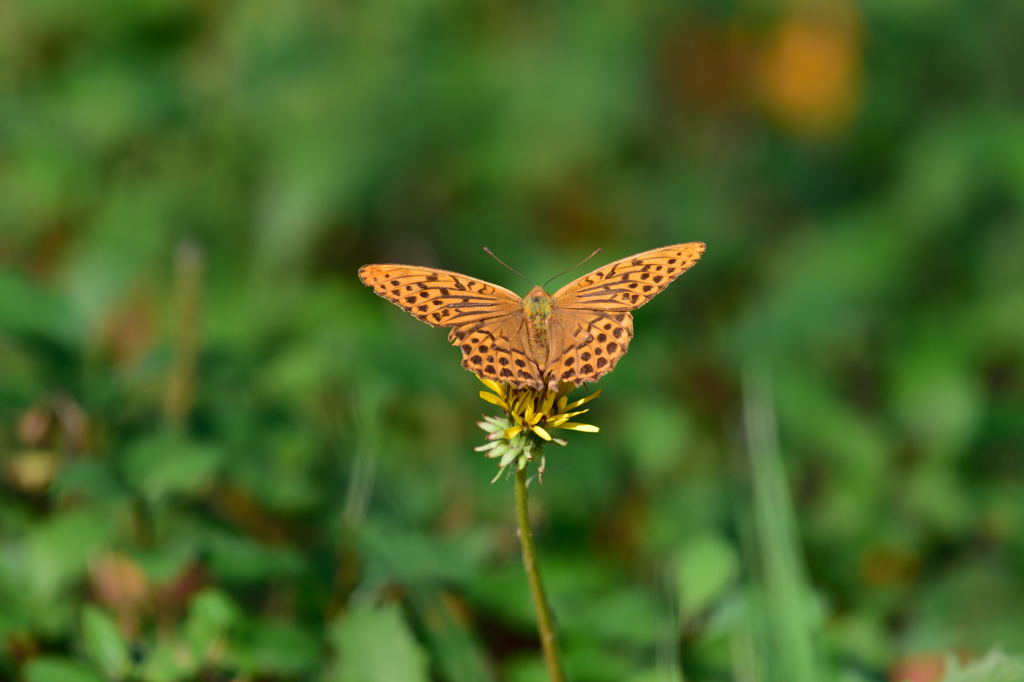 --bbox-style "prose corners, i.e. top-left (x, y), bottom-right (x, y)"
top-left (475, 377), bottom-right (600, 481)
